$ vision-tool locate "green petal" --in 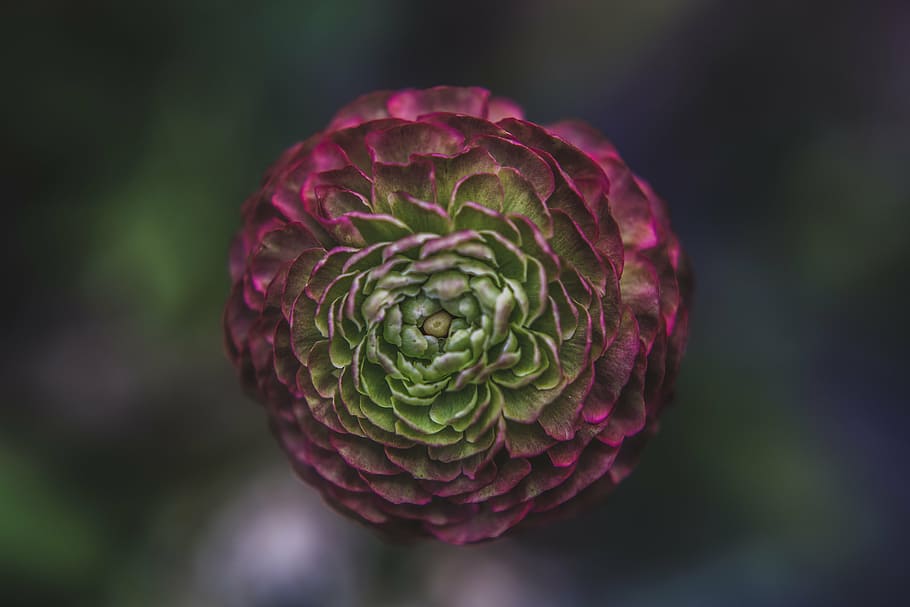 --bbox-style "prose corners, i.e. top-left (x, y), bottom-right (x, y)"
top-left (359, 396), bottom-right (397, 432)
top-left (500, 362), bottom-right (563, 423)
top-left (549, 280), bottom-right (579, 340)
top-left (305, 247), bottom-right (357, 301)
top-left (532, 333), bottom-right (563, 390)
top-left (342, 242), bottom-right (385, 273)
top-left (430, 147), bottom-right (499, 207)
top-left (422, 270), bottom-right (470, 300)
top-left (361, 288), bottom-right (397, 324)
top-left (524, 256), bottom-right (548, 324)
top-left (418, 349), bottom-right (474, 382)
top-left (394, 421), bottom-right (463, 447)
top-left (499, 167), bottom-right (552, 236)
top-left (400, 295), bottom-right (441, 324)
top-left (347, 212), bottom-right (413, 243)
top-left (513, 217), bottom-right (560, 280)
top-left (382, 305), bottom-right (403, 346)
top-left (375, 269), bottom-right (427, 291)
top-left (394, 352), bottom-right (424, 383)
top-left (452, 201), bottom-right (521, 243)
top-left (356, 356), bottom-right (393, 407)
top-left (332, 392), bottom-right (368, 436)
top-left (490, 287), bottom-right (515, 345)
top-left (387, 191), bottom-right (452, 234)
top-left (404, 378), bottom-right (449, 398)
top-left (365, 330), bottom-right (399, 376)
top-left (282, 248), bottom-right (325, 318)
top-left (358, 416), bottom-right (417, 449)
top-left (391, 397), bottom-right (444, 432)
top-left (445, 327), bottom-right (473, 352)
top-left (503, 277), bottom-right (529, 325)
top-left (429, 426), bottom-right (496, 461)
top-left (454, 241), bottom-right (495, 264)
top-left (385, 446), bottom-right (462, 481)
top-left (329, 323), bottom-right (353, 367)
top-left (338, 367), bottom-right (360, 411)
top-left (480, 232), bottom-right (526, 281)
top-left (429, 385), bottom-right (478, 425)
top-left (469, 276), bottom-right (502, 310)
top-left (538, 363), bottom-right (593, 440)
top-left (510, 328), bottom-right (543, 377)
top-left (452, 383), bottom-right (491, 432)
top-left (291, 293), bottom-right (322, 356)
top-left (549, 210), bottom-right (607, 296)
top-left (450, 172), bottom-right (503, 216)
top-left (503, 419), bottom-right (556, 457)
top-left (399, 325), bottom-right (428, 357)
top-left (478, 135), bottom-right (555, 199)
top-left (388, 378), bottom-right (436, 407)
top-left (465, 384), bottom-right (503, 442)
top-left (315, 272), bottom-right (356, 335)
top-left (372, 160), bottom-right (437, 211)
top-left (307, 340), bottom-right (337, 399)
top-left (558, 305), bottom-right (591, 384)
